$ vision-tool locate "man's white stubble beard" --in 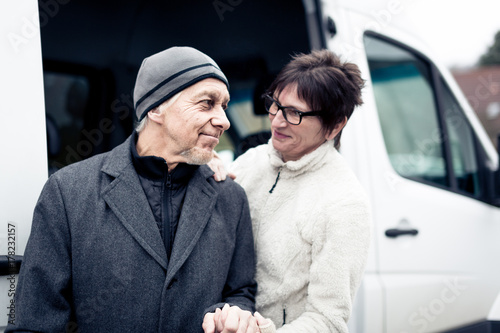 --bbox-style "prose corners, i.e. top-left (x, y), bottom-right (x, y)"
top-left (180, 146), bottom-right (213, 165)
